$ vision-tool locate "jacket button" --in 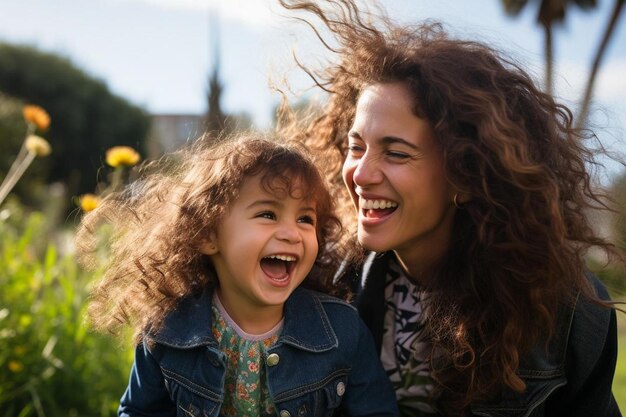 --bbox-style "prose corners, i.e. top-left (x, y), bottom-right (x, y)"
top-left (266, 353), bottom-right (280, 366)
top-left (336, 381), bottom-right (346, 396)
top-left (279, 410), bottom-right (291, 417)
